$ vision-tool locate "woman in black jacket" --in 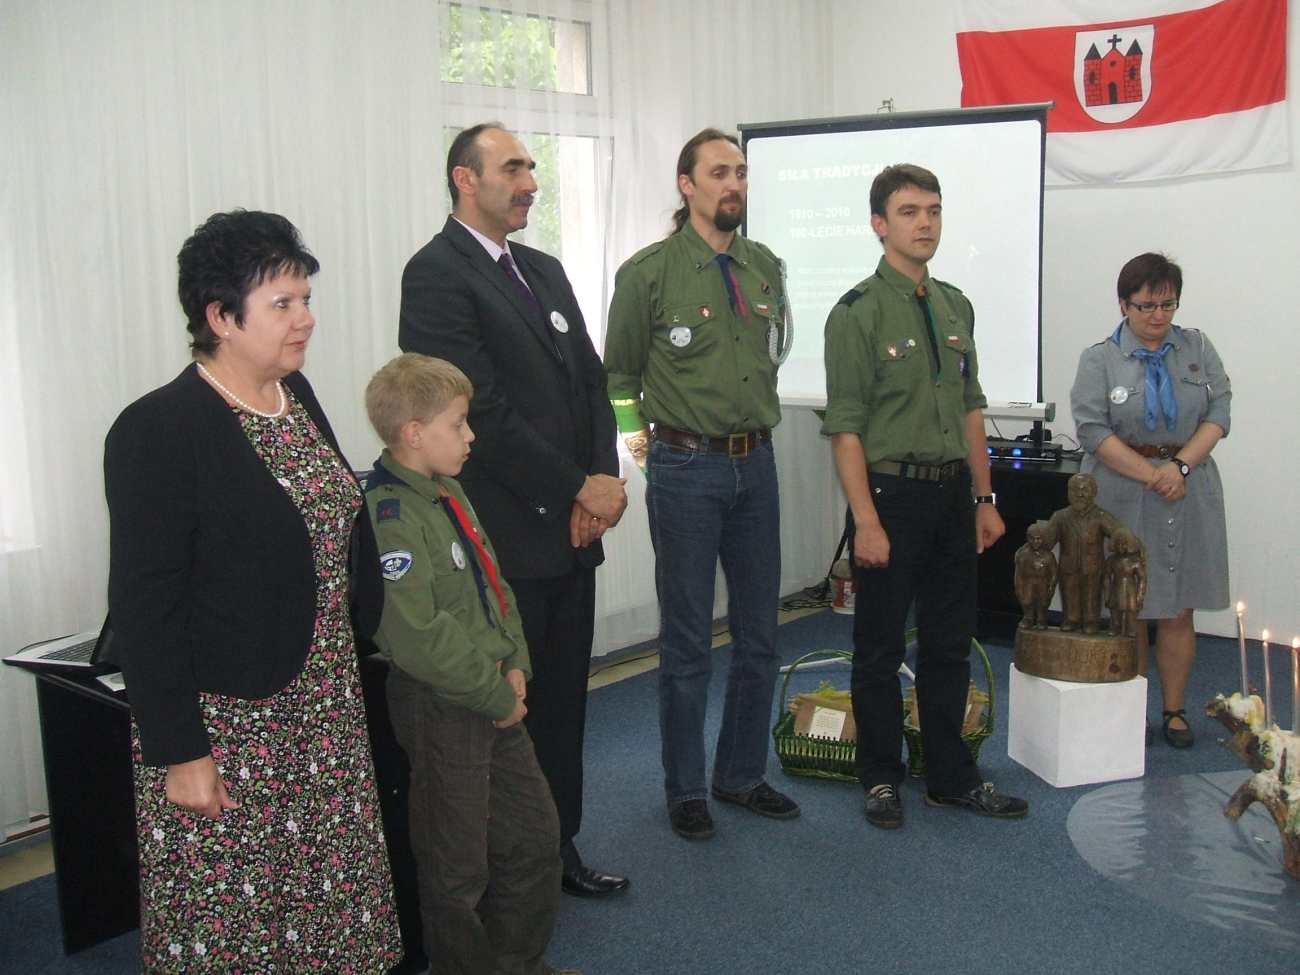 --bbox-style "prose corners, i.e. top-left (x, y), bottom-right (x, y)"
top-left (104, 210), bottom-right (400, 972)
